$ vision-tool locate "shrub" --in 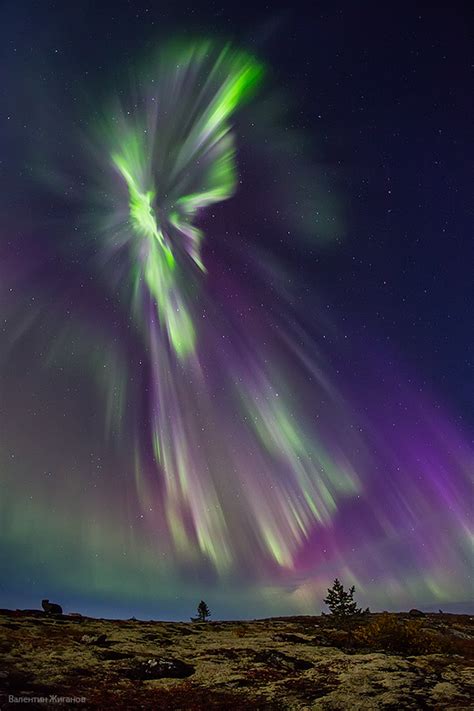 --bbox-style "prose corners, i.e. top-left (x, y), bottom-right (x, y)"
top-left (355, 614), bottom-right (442, 655)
